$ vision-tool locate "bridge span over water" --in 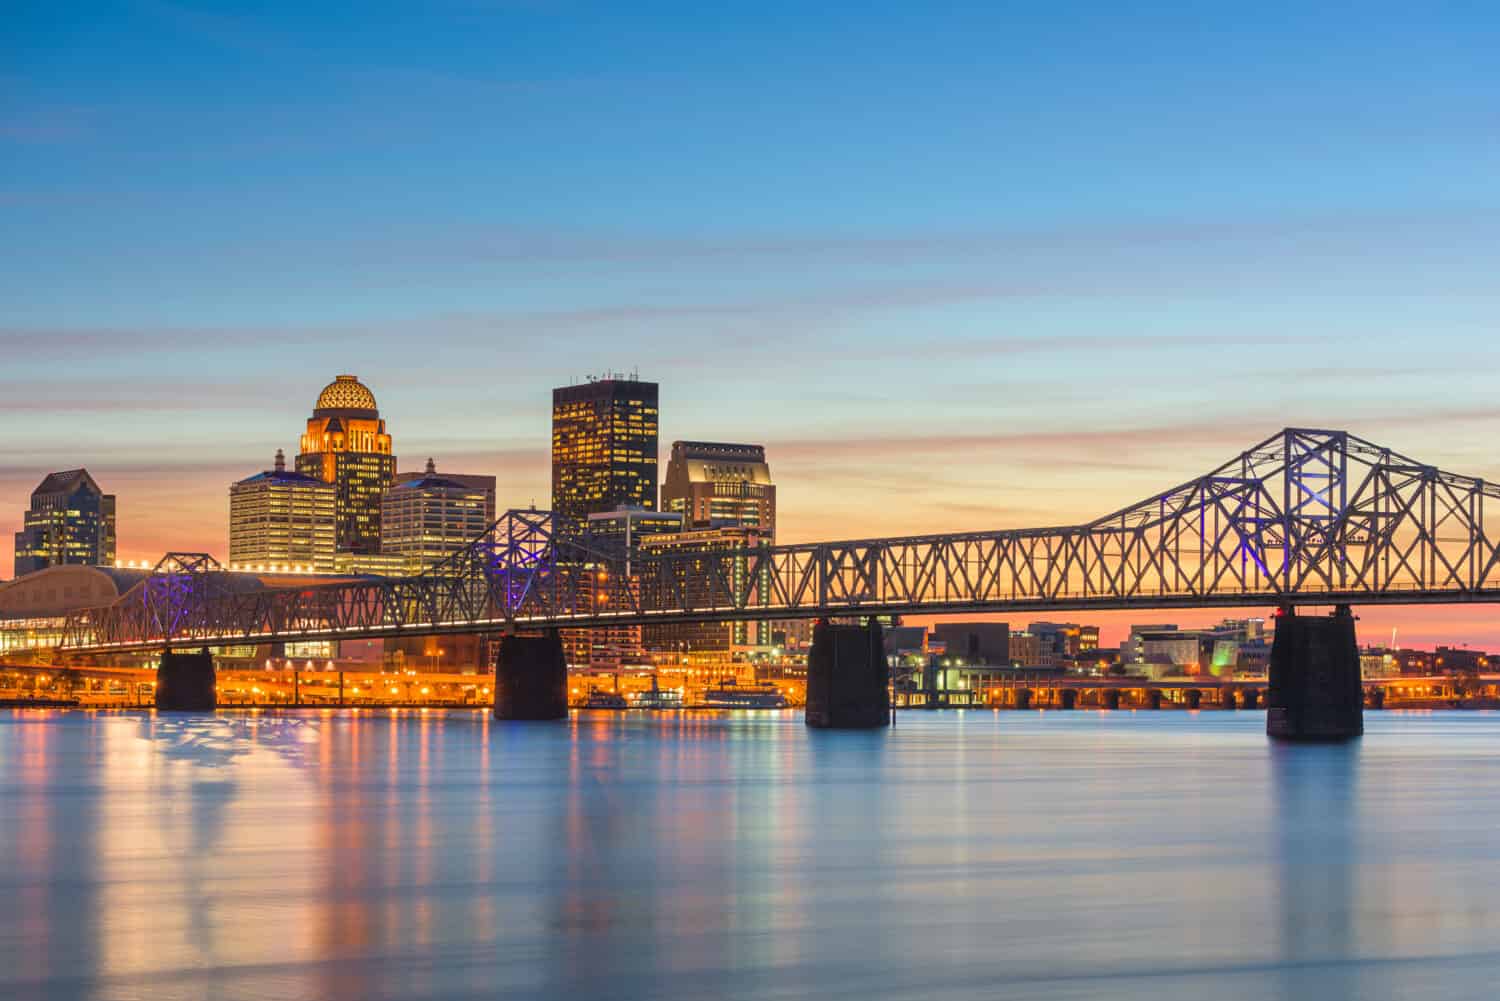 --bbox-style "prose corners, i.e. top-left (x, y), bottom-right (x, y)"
top-left (58, 428), bottom-right (1500, 655)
